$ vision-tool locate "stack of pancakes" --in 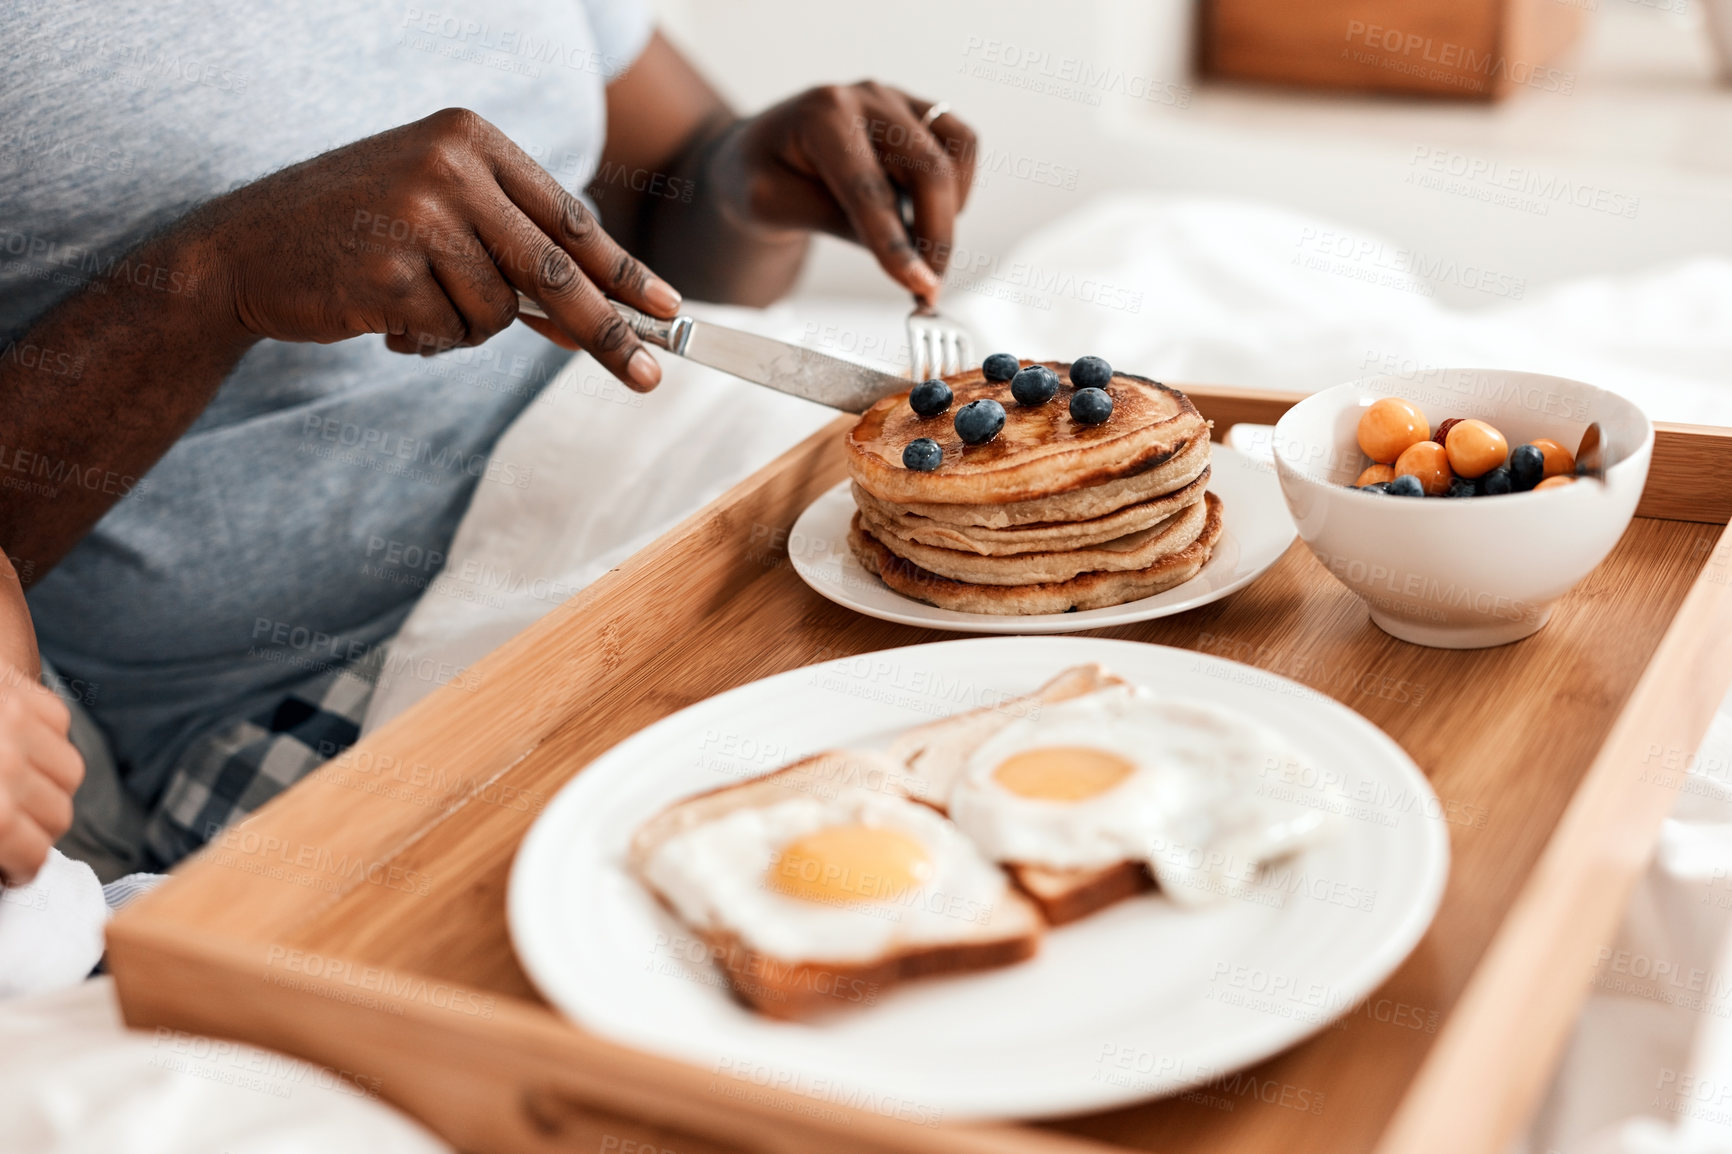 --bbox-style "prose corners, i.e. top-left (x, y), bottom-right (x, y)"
top-left (845, 361), bottom-right (1222, 615)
